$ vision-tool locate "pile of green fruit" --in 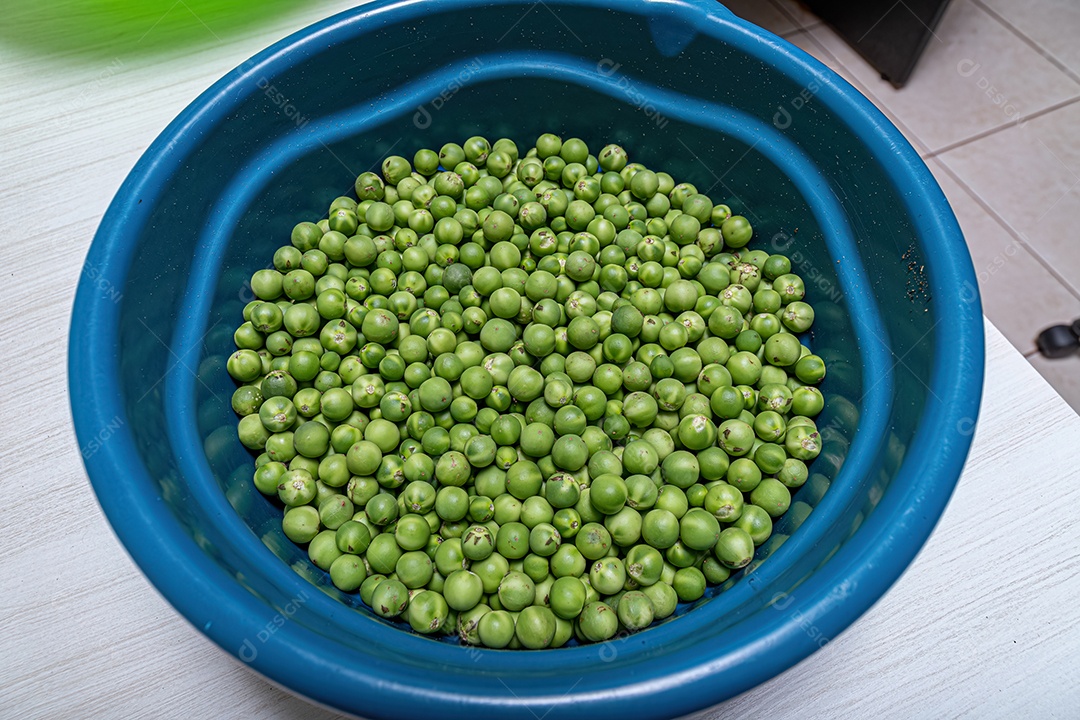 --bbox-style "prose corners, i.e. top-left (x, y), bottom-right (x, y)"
top-left (227, 133), bottom-right (825, 649)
